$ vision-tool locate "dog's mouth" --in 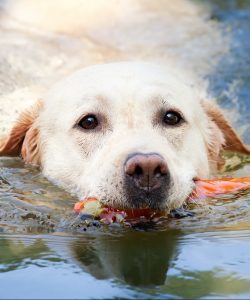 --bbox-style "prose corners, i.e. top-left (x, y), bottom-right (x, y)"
top-left (74, 180), bottom-right (198, 223)
top-left (123, 174), bottom-right (172, 210)
top-left (75, 177), bottom-right (250, 225)
top-left (74, 197), bottom-right (167, 224)
top-left (193, 177), bottom-right (200, 182)
top-left (124, 194), bottom-right (168, 210)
